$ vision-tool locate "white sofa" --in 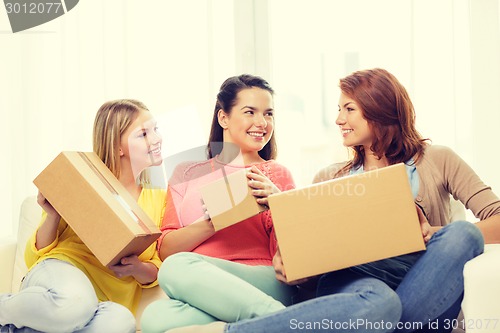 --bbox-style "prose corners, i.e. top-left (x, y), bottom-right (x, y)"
top-left (463, 244), bottom-right (500, 333)
top-left (1, 196), bottom-right (500, 332)
top-left (0, 196), bottom-right (168, 332)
